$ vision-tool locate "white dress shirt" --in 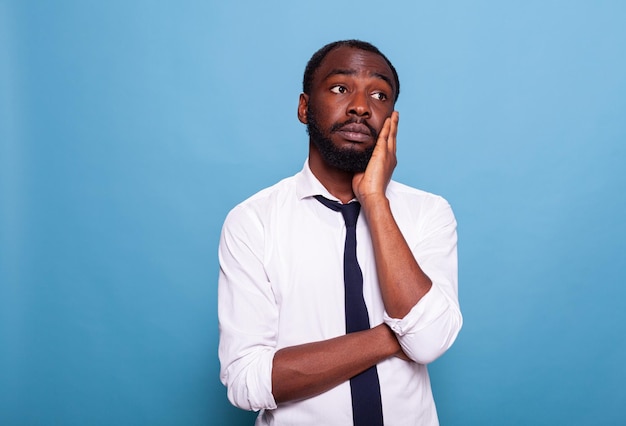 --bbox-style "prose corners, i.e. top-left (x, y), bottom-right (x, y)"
top-left (218, 160), bottom-right (462, 426)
